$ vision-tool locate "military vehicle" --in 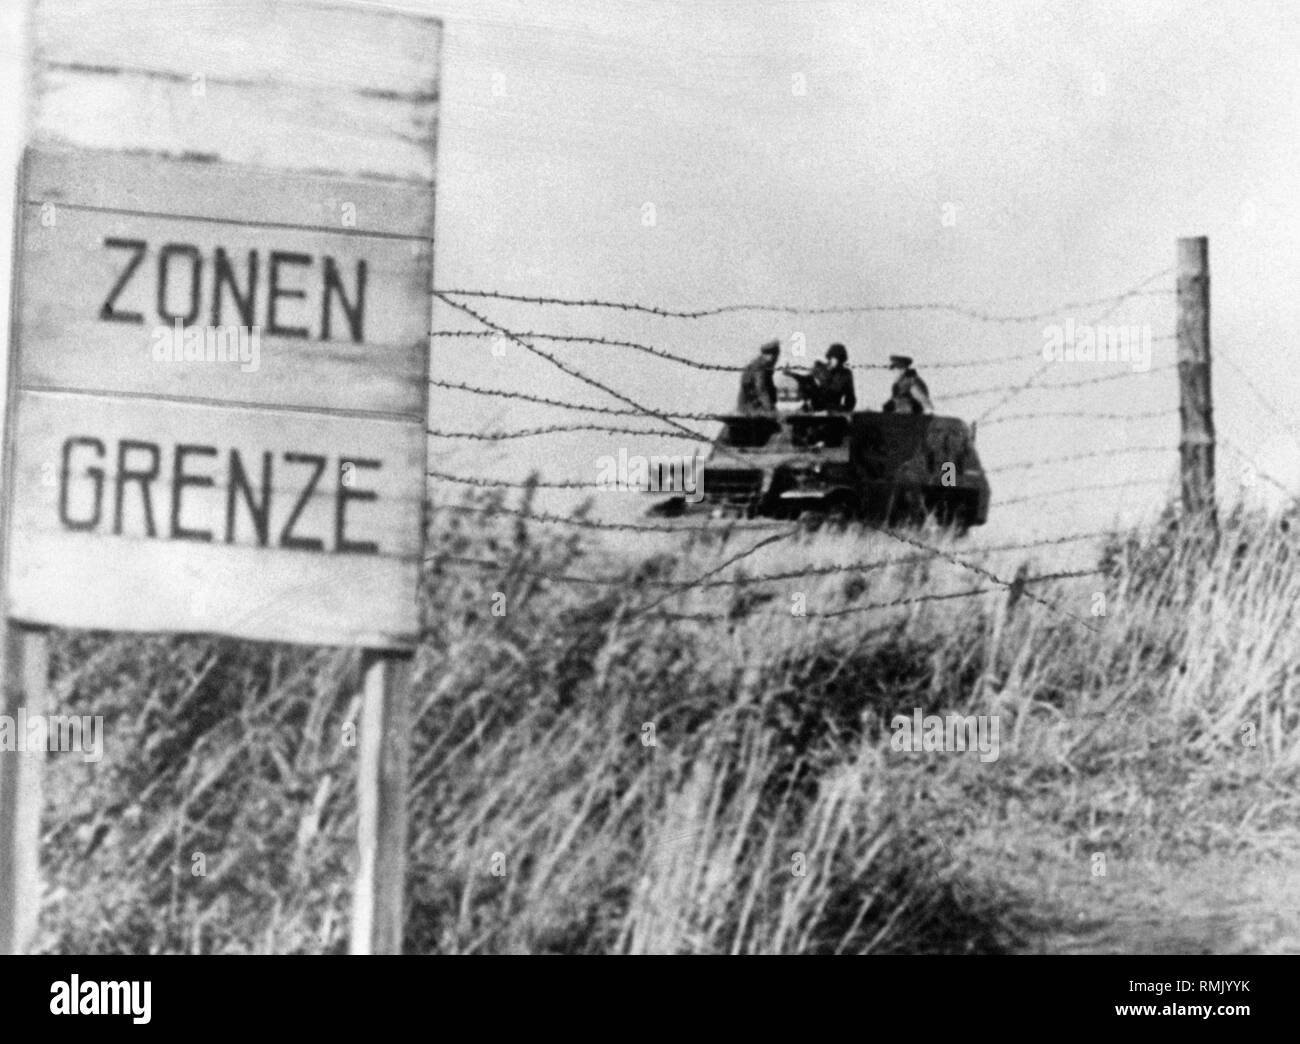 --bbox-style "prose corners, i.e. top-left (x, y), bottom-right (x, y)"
top-left (650, 406), bottom-right (990, 529)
